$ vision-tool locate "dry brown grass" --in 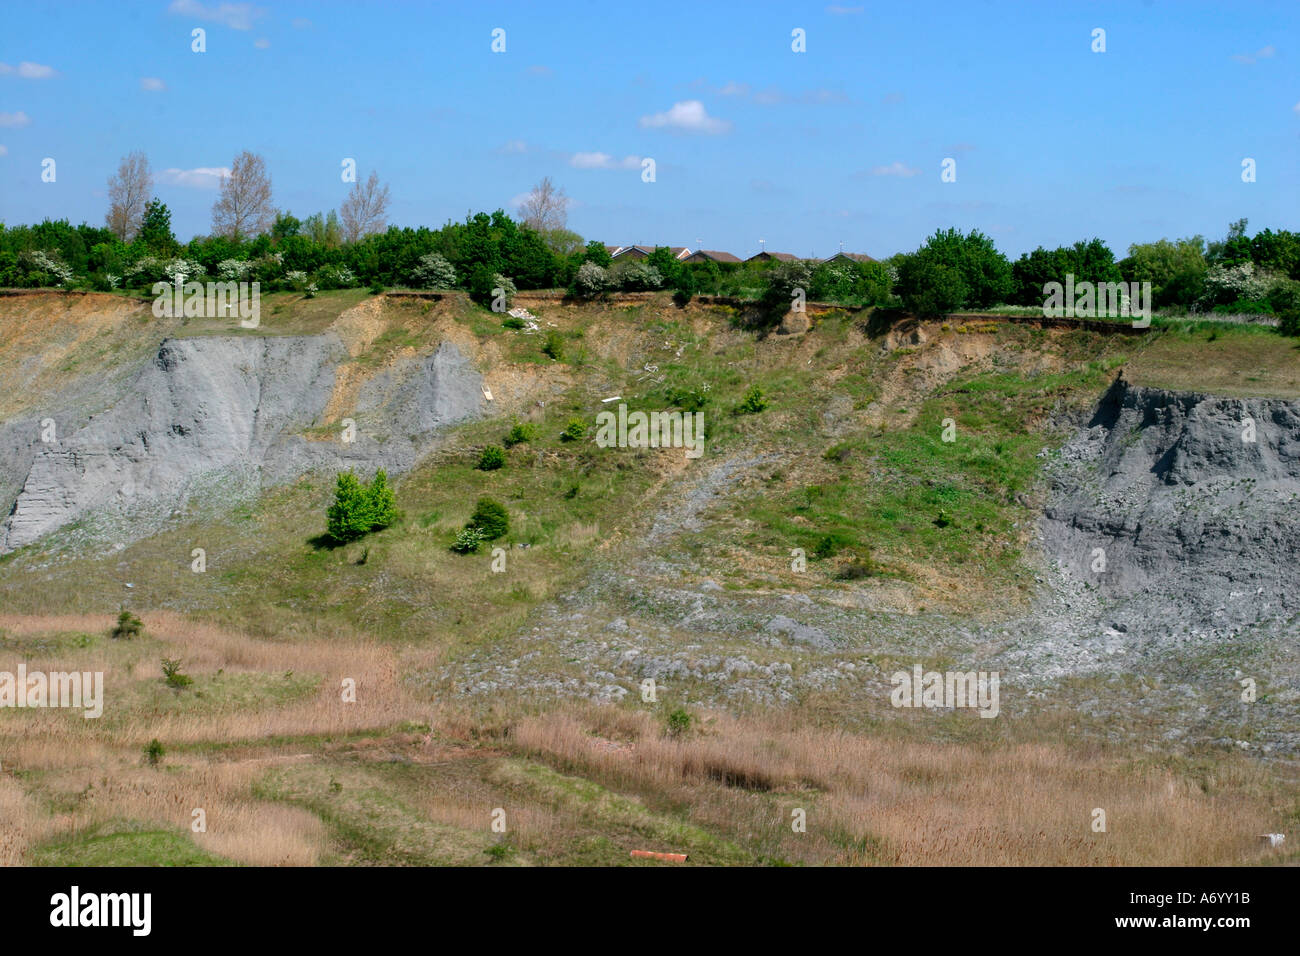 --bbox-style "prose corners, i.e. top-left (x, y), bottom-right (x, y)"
top-left (509, 706), bottom-right (1282, 866)
top-left (0, 612), bottom-right (433, 864)
top-left (0, 612), bottom-right (1291, 866)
